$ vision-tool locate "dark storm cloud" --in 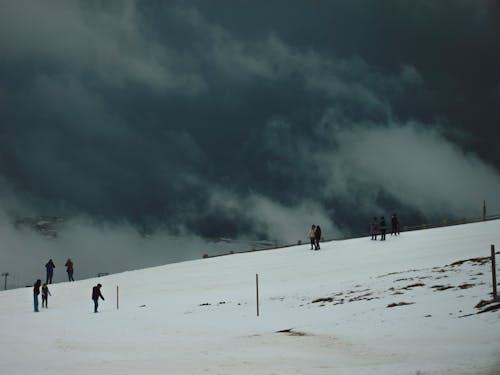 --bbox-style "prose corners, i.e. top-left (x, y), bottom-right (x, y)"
top-left (1, 0), bottom-right (500, 282)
